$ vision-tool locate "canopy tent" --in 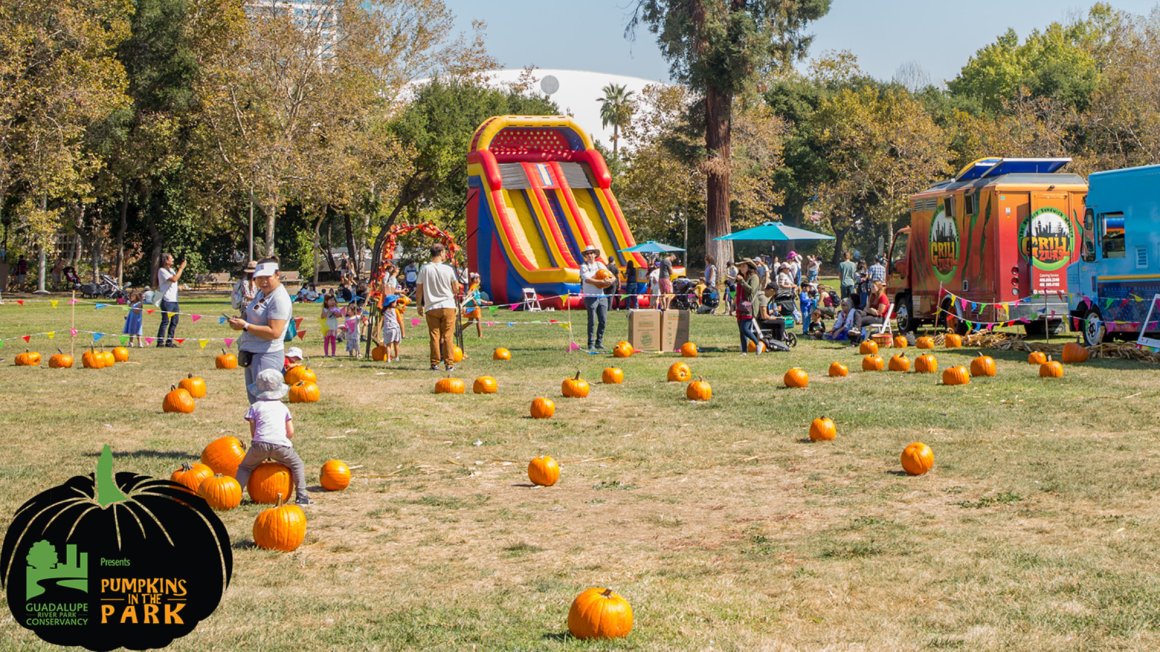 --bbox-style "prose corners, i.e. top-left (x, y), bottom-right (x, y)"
top-left (619, 241), bottom-right (686, 253)
top-left (713, 222), bottom-right (834, 242)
